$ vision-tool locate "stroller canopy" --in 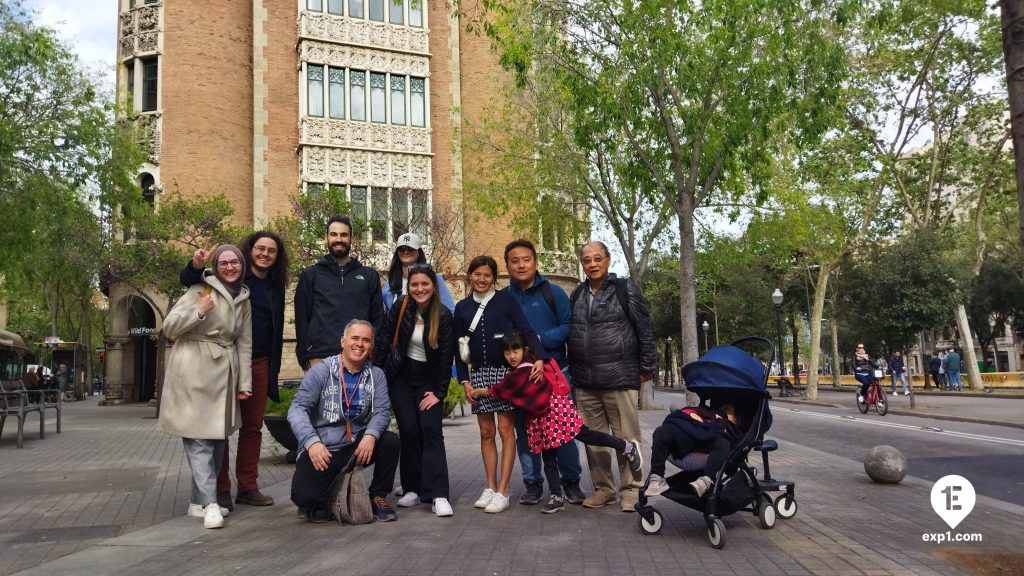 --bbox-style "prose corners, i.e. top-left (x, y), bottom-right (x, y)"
top-left (682, 345), bottom-right (767, 395)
